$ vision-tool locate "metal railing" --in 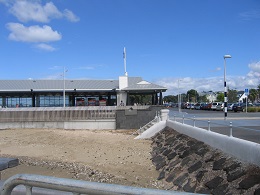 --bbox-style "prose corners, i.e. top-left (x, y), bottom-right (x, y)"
top-left (137, 111), bottom-right (161, 134)
top-left (0, 174), bottom-right (196, 195)
top-left (171, 114), bottom-right (260, 144)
